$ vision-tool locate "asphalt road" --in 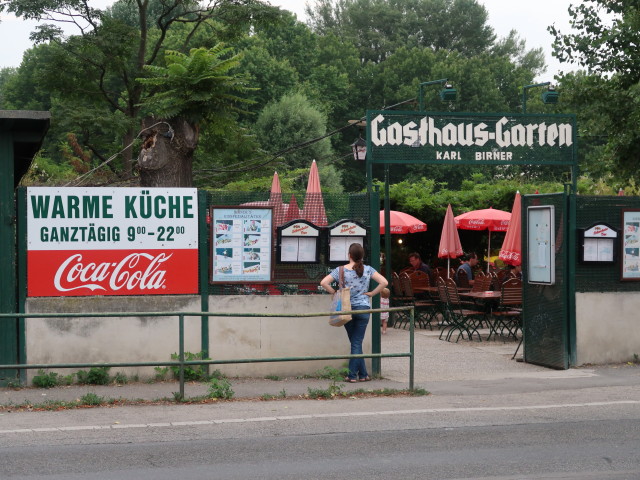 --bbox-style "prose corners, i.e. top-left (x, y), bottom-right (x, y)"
top-left (2, 396), bottom-right (640, 479)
